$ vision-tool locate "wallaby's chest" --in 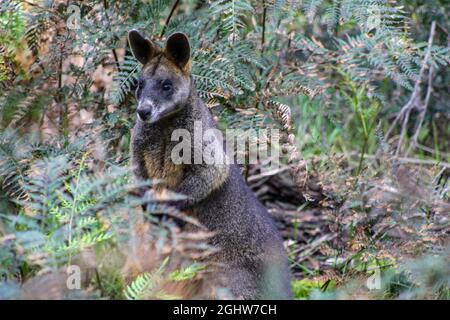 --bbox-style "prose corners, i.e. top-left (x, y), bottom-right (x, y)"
top-left (132, 125), bottom-right (184, 189)
top-left (143, 148), bottom-right (183, 189)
